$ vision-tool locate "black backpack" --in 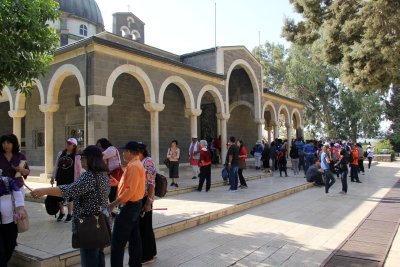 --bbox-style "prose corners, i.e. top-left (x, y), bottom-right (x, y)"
top-left (155, 173), bottom-right (168, 197)
top-left (290, 147), bottom-right (297, 158)
top-left (278, 151), bottom-right (287, 164)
